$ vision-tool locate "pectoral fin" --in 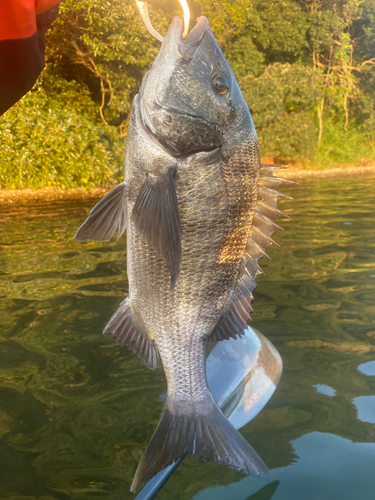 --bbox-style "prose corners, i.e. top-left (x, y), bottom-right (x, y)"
top-left (75, 182), bottom-right (127, 241)
top-left (132, 168), bottom-right (182, 290)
